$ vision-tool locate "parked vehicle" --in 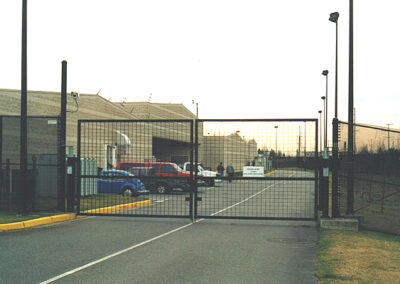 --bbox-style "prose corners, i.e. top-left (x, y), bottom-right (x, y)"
top-left (97, 169), bottom-right (149, 197)
top-left (182, 162), bottom-right (219, 186)
top-left (116, 162), bottom-right (192, 194)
